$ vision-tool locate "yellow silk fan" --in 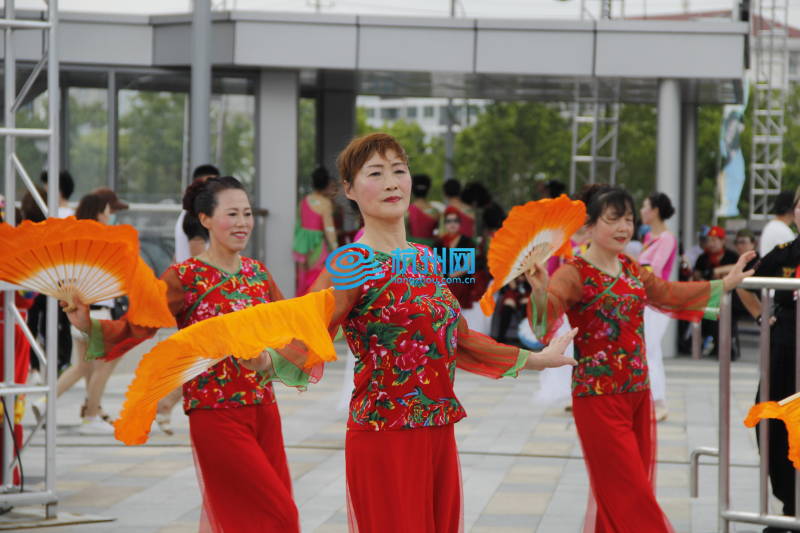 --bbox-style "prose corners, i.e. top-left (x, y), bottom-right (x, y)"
top-left (114, 288), bottom-right (337, 445)
top-left (479, 195), bottom-right (586, 316)
top-left (745, 392), bottom-right (800, 469)
top-left (0, 217), bottom-right (175, 328)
